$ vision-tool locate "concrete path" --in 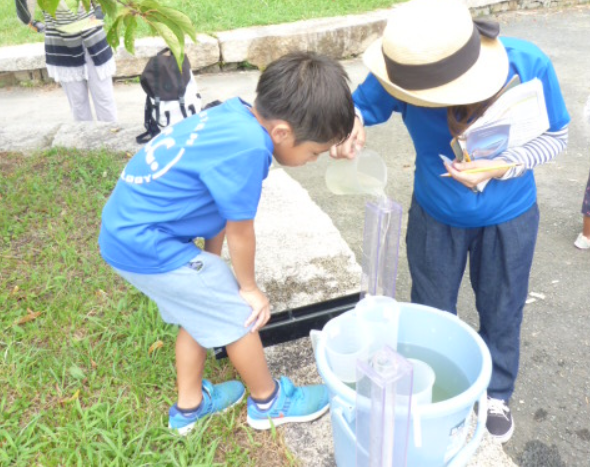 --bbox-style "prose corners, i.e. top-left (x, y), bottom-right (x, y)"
top-left (2, 5), bottom-right (590, 467)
